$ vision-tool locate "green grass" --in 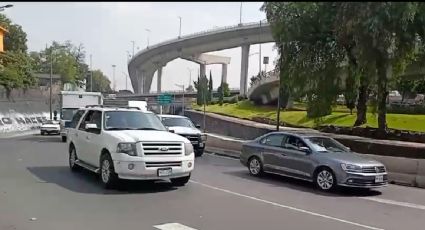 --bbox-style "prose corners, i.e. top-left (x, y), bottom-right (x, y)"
top-left (192, 101), bottom-right (425, 132)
